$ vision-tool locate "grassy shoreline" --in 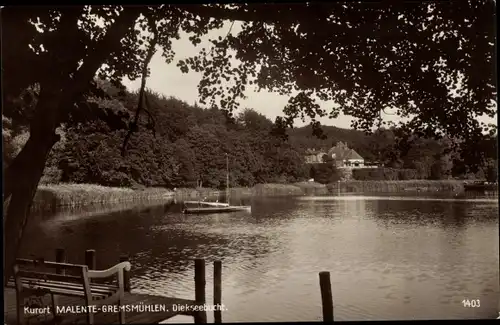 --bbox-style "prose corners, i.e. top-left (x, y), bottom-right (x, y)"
top-left (32, 183), bottom-right (174, 213)
top-left (330, 180), bottom-right (466, 193)
top-left (32, 180), bottom-right (469, 212)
